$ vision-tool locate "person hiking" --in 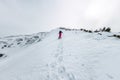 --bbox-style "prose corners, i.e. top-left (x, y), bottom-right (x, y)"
top-left (58, 31), bottom-right (63, 39)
